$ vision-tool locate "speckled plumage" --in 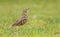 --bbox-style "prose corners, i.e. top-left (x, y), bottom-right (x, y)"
top-left (12, 8), bottom-right (29, 26)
